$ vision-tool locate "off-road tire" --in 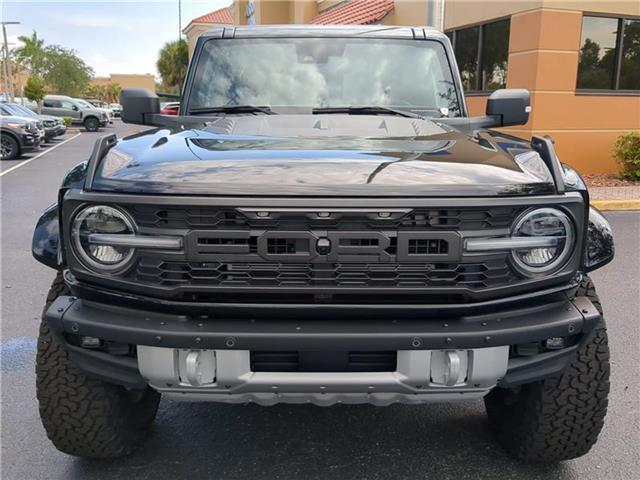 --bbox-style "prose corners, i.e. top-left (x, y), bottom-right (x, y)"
top-left (83, 116), bottom-right (100, 132)
top-left (1, 133), bottom-right (20, 160)
top-left (485, 276), bottom-right (610, 462)
top-left (36, 273), bottom-right (160, 458)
